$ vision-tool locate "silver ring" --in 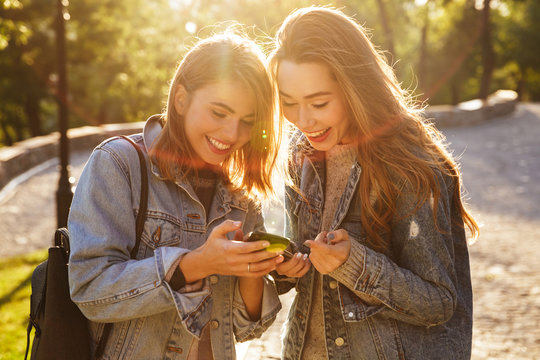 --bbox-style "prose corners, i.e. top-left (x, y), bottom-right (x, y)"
top-left (247, 263), bottom-right (251, 272)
